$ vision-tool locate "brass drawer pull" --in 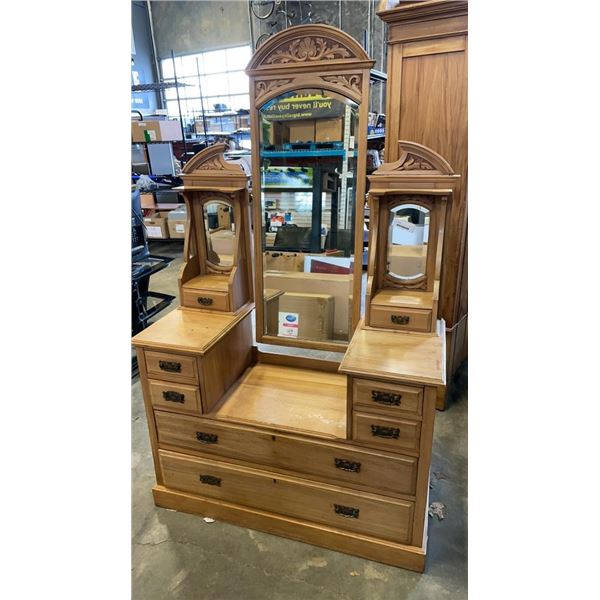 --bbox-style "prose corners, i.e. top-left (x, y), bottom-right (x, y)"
top-left (334, 504), bottom-right (360, 519)
top-left (158, 360), bottom-right (181, 373)
top-left (197, 296), bottom-right (214, 306)
top-left (162, 391), bottom-right (185, 403)
top-left (391, 314), bottom-right (410, 325)
top-left (334, 458), bottom-right (361, 473)
top-left (199, 474), bottom-right (221, 486)
top-left (196, 431), bottom-right (218, 444)
top-left (371, 390), bottom-right (401, 406)
top-left (371, 425), bottom-right (400, 439)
